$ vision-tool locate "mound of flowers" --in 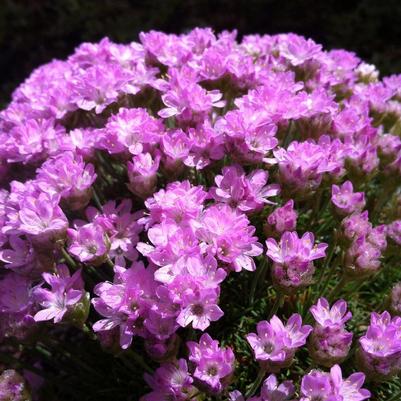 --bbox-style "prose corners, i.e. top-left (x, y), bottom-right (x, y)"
top-left (0, 28), bottom-right (401, 400)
